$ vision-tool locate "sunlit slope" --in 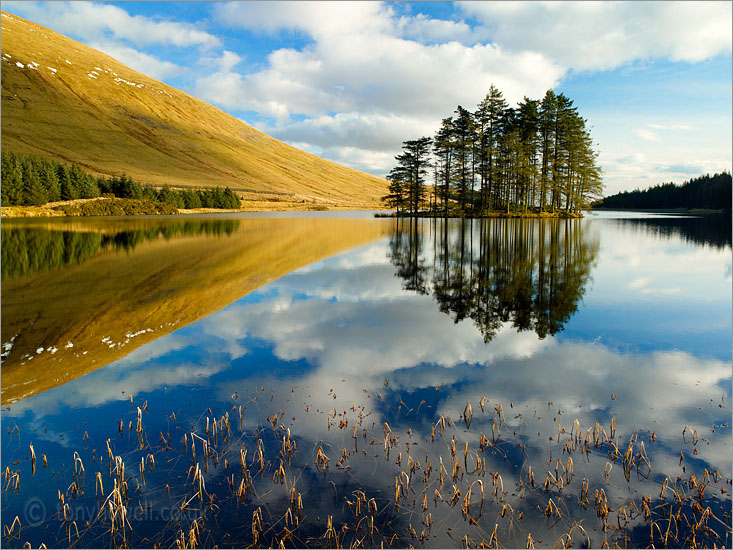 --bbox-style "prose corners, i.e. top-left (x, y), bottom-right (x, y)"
top-left (0, 12), bottom-right (387, 208)
top-left (1, 217), bottom-right (392, 404)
